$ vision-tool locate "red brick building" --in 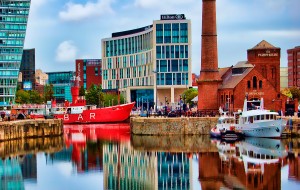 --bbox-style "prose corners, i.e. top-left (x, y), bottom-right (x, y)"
top-left (218, 40), bottom-right (288, 113)
top-left (75, 59), bottom-right (102, 90)
top-left (287, 46), bottom-right (300, 87)
top-left (192, 73), bottom-right (199, 86)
